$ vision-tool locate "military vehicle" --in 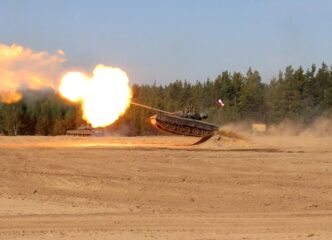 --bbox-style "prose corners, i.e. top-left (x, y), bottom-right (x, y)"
top-left (131, 102), bottom-right (220, 144)
top-left (66, 124), bottom-right (104, 137)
